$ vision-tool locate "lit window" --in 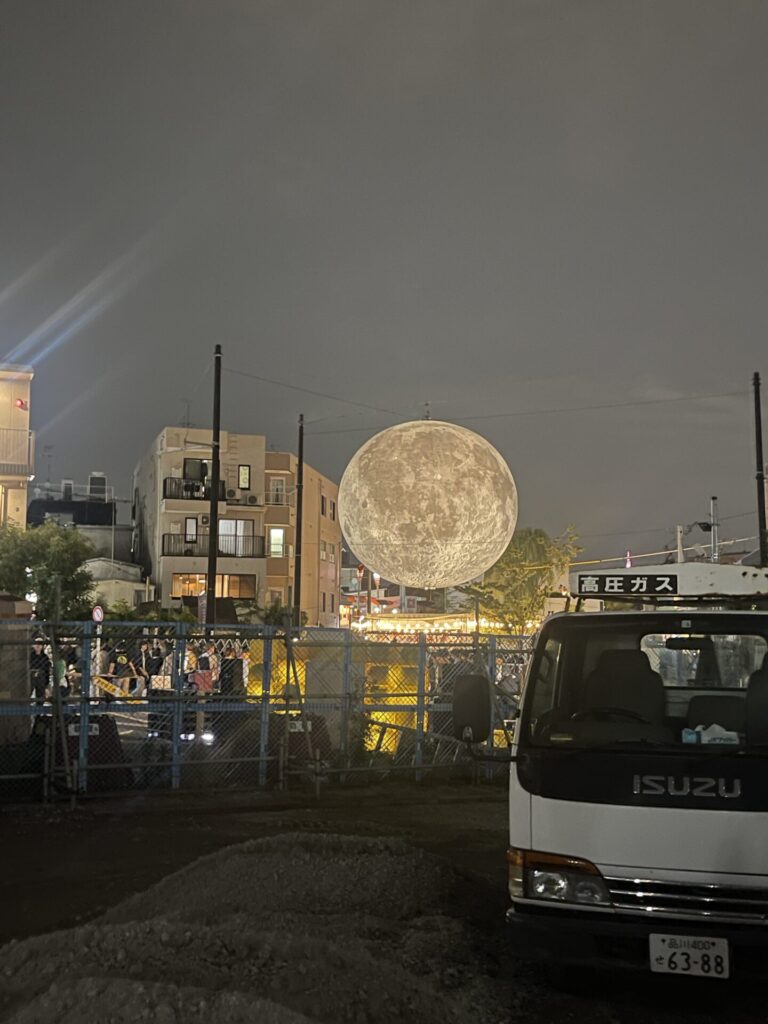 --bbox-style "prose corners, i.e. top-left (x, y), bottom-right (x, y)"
top-left (220, 518), bottom-right (254, 556)
top-left (328, 543), bottom-right (336, 563)
top-left (268, 476), bottom-right (285, 504)
top-left (238, 465), bottom-right (251, 490)
top-left (320, 540), bottom-right (327, 560)
top-left (184, 517), bottom-right (197, 543)
top-left (268, 527), bottom-right (285, 557)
